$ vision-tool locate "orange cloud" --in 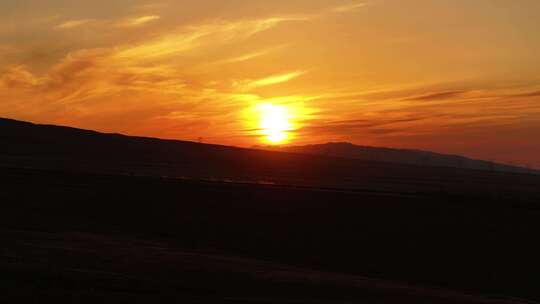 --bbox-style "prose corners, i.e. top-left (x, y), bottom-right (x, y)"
top-left (330, 2), bottom-right (368, 13)
top-left (0, 66), bottom-right (39, 89)
top-left (236, 71), bottom-right (305, 91)
top-left (55, 19), bottom-right (94, 29)
top-left (116, 15), bottom-right (161, 27)
top-left (113, 17), bottom-right (303, 61)
top-left (213, 47), bottom-right (283, 65)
